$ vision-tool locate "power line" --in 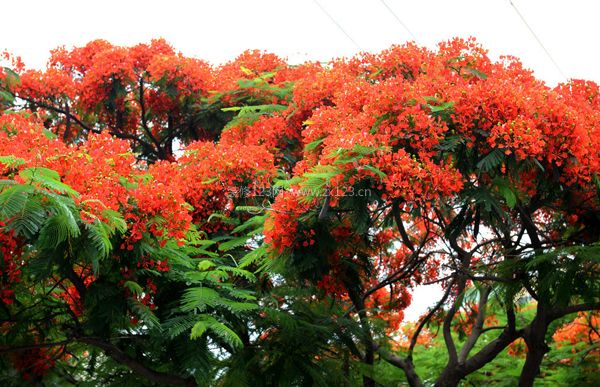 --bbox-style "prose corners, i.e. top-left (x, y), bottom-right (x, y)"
top-left (379, 0), bottom-right (419, 44)
top-left (509, 0), bottom-right (566, 79)
top-left (313, 0), bottom-right (363, 51)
